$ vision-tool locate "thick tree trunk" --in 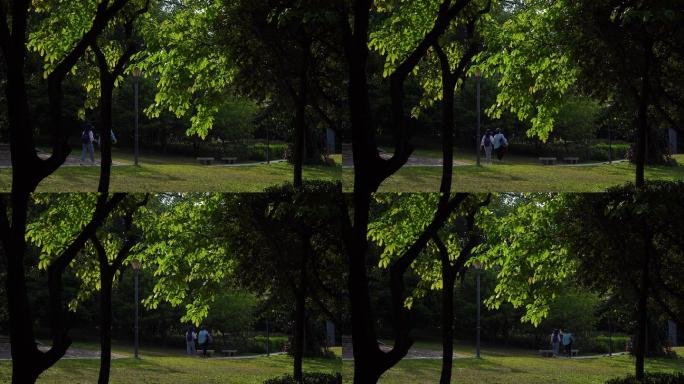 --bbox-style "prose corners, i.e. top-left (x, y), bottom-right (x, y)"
top-left (98, 271), bottom-right (113, 384)
top-left (4, 201), bottom-right (43, 384)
